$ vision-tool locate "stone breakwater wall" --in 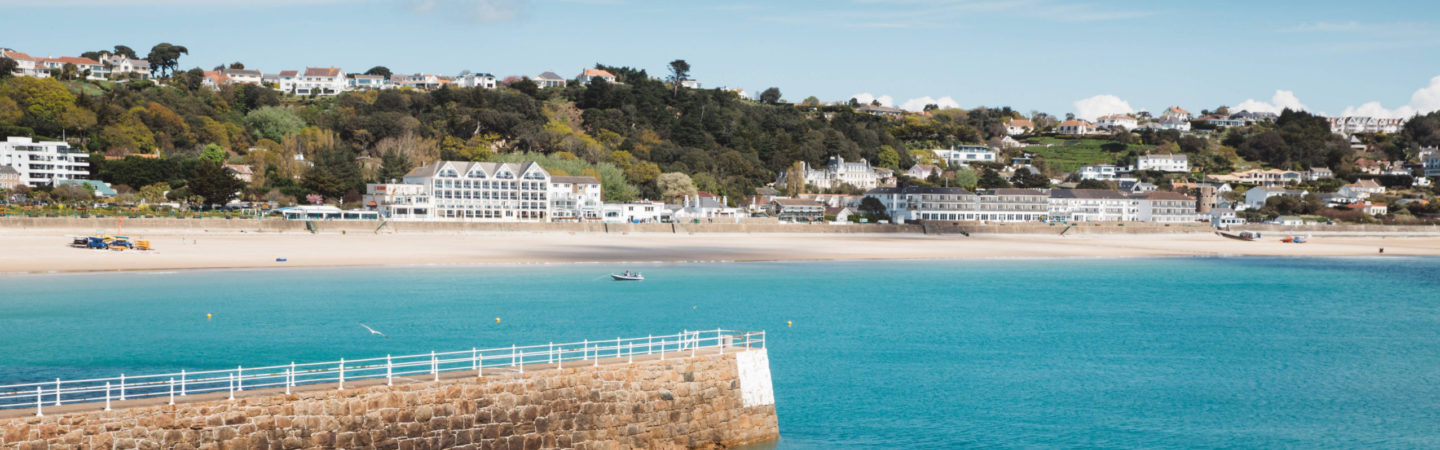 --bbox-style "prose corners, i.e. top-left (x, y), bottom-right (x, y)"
top-left (4, 216), bottom-right (1437, 236)
top-left (0, 350), bottom-right (779, 449)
